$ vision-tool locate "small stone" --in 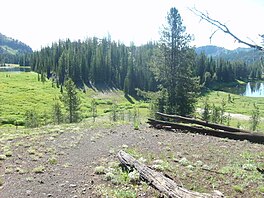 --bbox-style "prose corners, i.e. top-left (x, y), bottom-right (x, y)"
top-left (47, 194), bottom-right (53, 197)
top-left (26, 190), bottom-right (31, 196)
top-left (69, 184), bottom-right (77, 188)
